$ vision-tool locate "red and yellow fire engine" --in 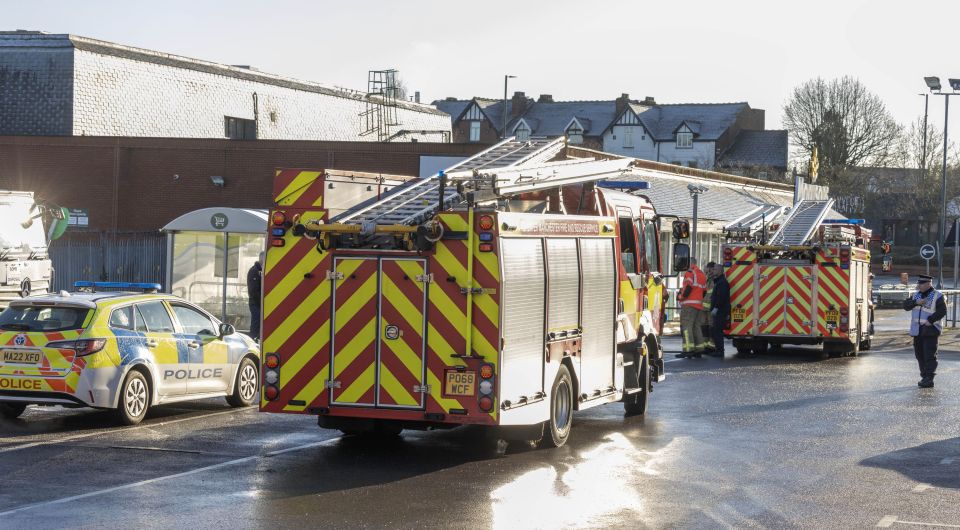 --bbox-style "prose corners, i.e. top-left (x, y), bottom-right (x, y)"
top-left (259, 138), bottom-right (667, 447)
